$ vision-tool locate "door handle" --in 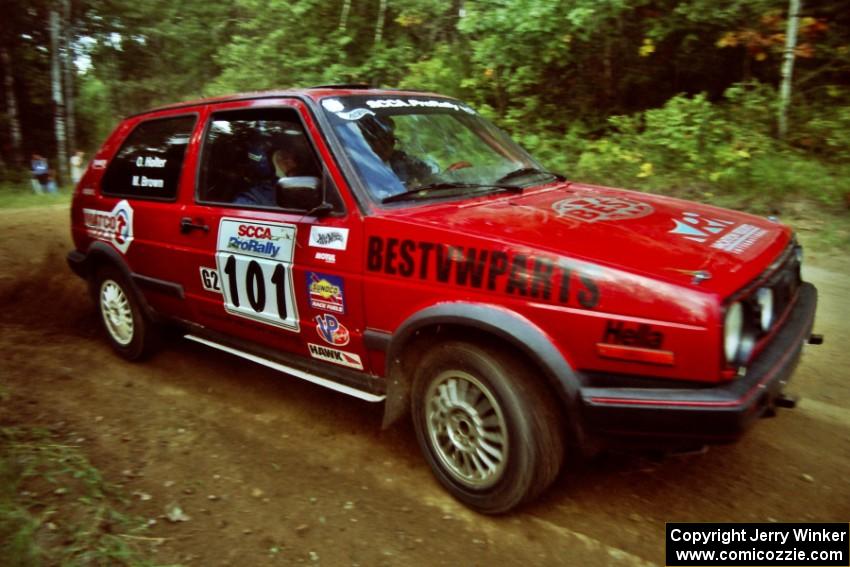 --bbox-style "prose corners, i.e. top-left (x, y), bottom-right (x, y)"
top-left (180, 217), bottom-right (209, 234)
